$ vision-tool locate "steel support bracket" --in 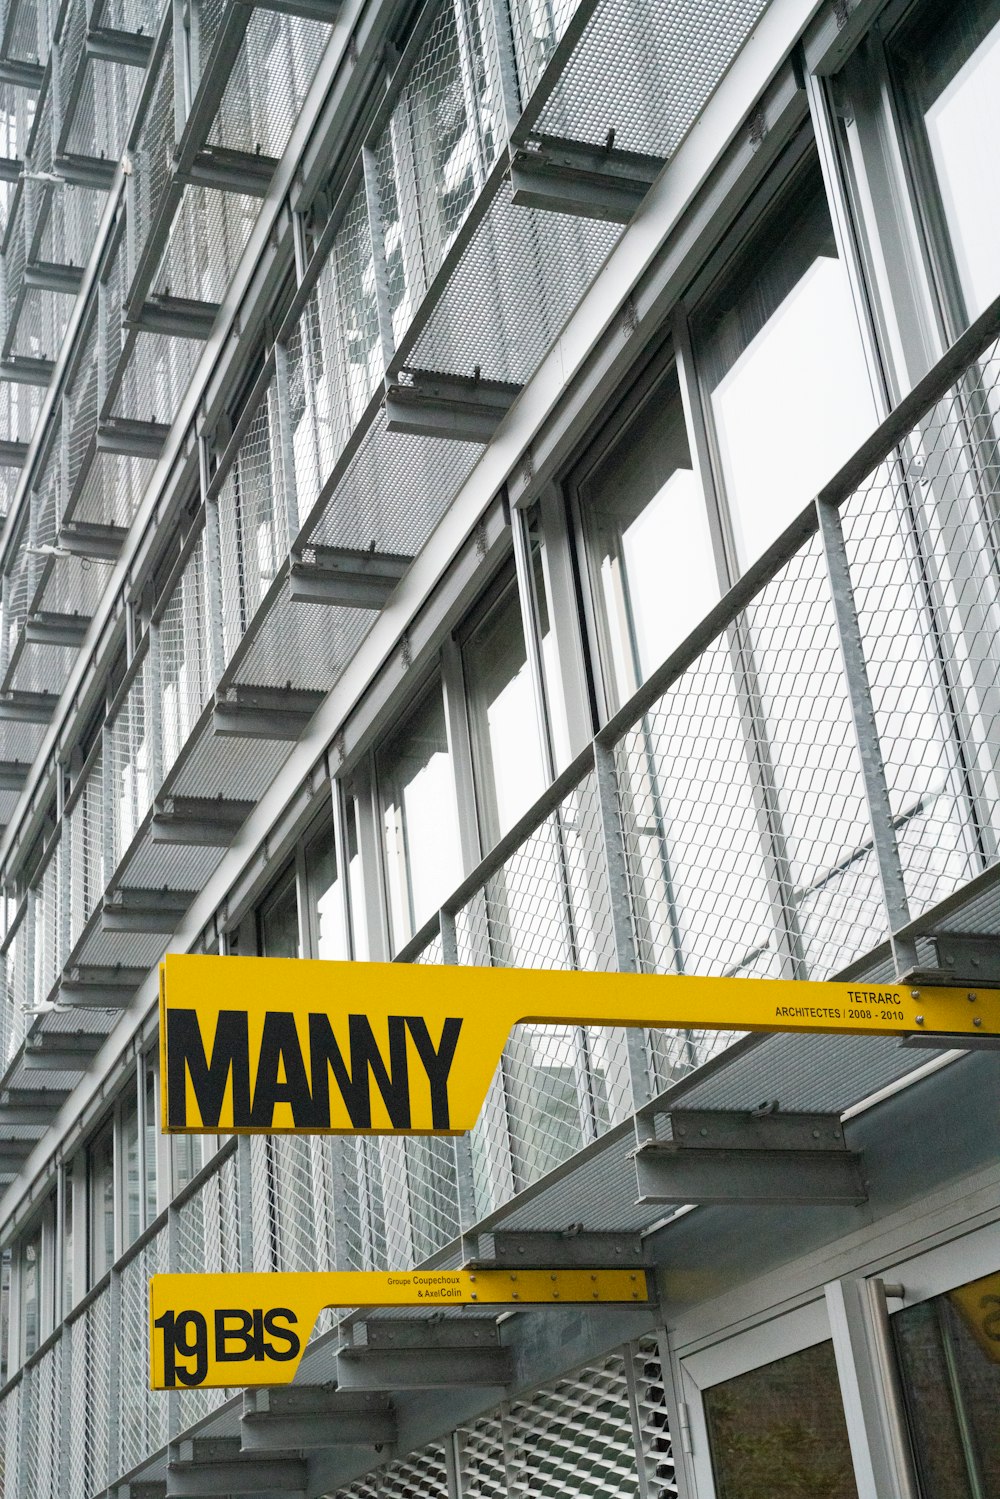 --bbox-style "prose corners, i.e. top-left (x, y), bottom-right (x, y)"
top-left (0, 691), bottom-right (59, 723)
top-left (0, 59), bottom-right (44, 88)
top-left (23, 610), bottom-right (91, 648)
top-left (23, 261), bottom-right (85, 296)
top-left (180, 146), bottom-right (278, 196)
top-left (96, 418), bottom-right (171, 458)
top-left (131, 294), bottom-right (219, 339)
top-left (23, 1027), bottom-right (109, 1071)
top-left (85, 25), bottom-right (155, 65)
top-left (212, 685), bottom-right (325, 740)
top-left (0, 760), bottom-right (29, 791)
top-left (58, 521), bottom-right (128, 560)
top-left (241, 1388), bottom-right (396, 1452)
top-left (336, 1318), bottom-right (513, 1390)
top-left (899, 933), bottom-right (1000, 990)
top-left (101, 888), bottom-right (197, 933)
top-left (0, 439), bottom-right (28, 466)
top-left (53, 153), bottom-right (118, 189)
top-left (465, 1229), bottom-right (645, 1270)
top-left (0, 1084), bottom-right (71, 1114)
top-left (0, 356), bottom-right (55, 385)
top-left (152, 795), bottom-right (255, 845)
top-left (167, 1437), bottom-right (307, 1497)
top-left (0, 157), bottom-right (23, 184)
top-left (385, 368), bottom-right (522, 443)
top-left (59, 963), bottom-right (147, 1007)
top-left (509, 134), bottom-right (664, 222)
top-left (288, 546), bottom-right (412, 609)
top-left (634, 1109), bottom-right (867, 1205)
